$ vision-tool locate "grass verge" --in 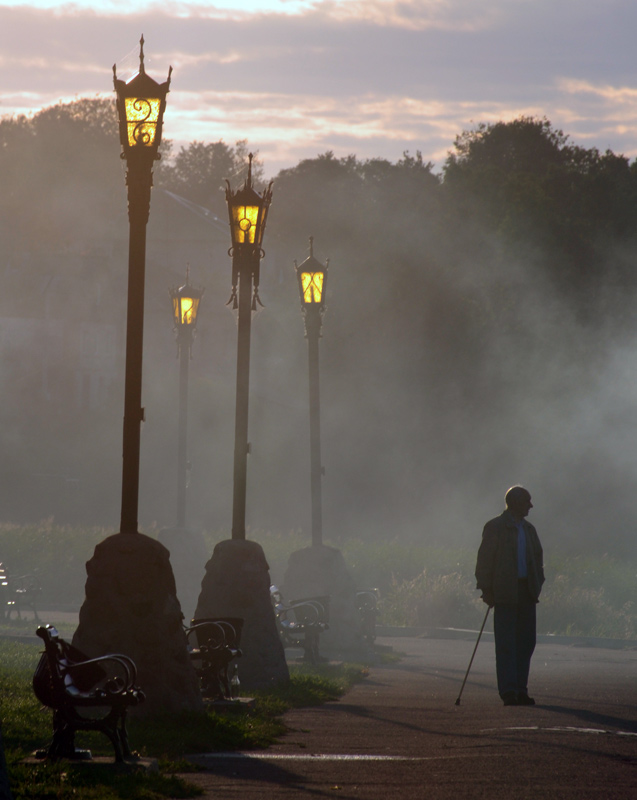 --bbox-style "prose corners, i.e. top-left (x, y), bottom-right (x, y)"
top-left (1, 639), bottom-right (368, 799)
